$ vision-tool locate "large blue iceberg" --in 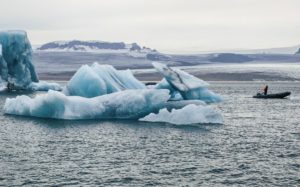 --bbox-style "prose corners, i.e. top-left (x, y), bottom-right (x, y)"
top-left (0, 30), bottom-right (62, 91)
top-left (4, 89), bottom-right (170, 120)
top-left (153, 62), bottom-right (222, 103)
top-left (64, 62), bottom-right (145, 97)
